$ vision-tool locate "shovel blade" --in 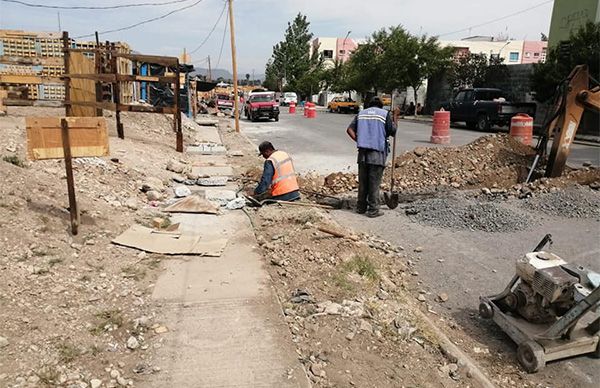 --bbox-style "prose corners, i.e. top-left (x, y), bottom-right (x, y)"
top-left (384, 192), bottom-right (399, 209)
